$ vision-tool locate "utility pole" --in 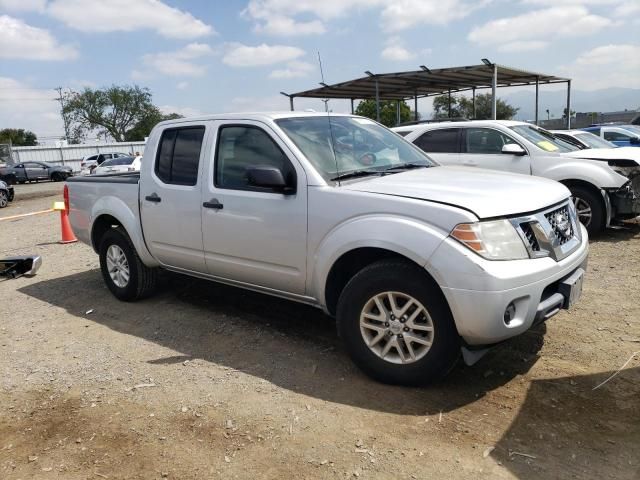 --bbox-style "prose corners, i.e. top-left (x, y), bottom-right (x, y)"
top-left (55, 87), bottom-right (70, 143)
